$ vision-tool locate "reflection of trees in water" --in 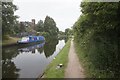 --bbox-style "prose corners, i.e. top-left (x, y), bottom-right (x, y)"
top-left (30, 43), bottom-right (44, 54)
top-left (31, 49), bottom-right (35, 53)
top-left (64, 37), bottom-right (69, 43)
top-left (2, 60), bottom-right (20, 78)
top-left (44, 38), bottom-right (58, 58)
top-left (2, 42), bottom-right (46, 79)
top-left (2, 46), bottom-right (20, 79)
top-left (30, 42), bottom-right (45, 54)
top-left (2, 46), bottom-right (19, 60)
top-left (18, 42), bottom-right (45, 53)
top-left (37, 47), bottom-right (44, 53)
